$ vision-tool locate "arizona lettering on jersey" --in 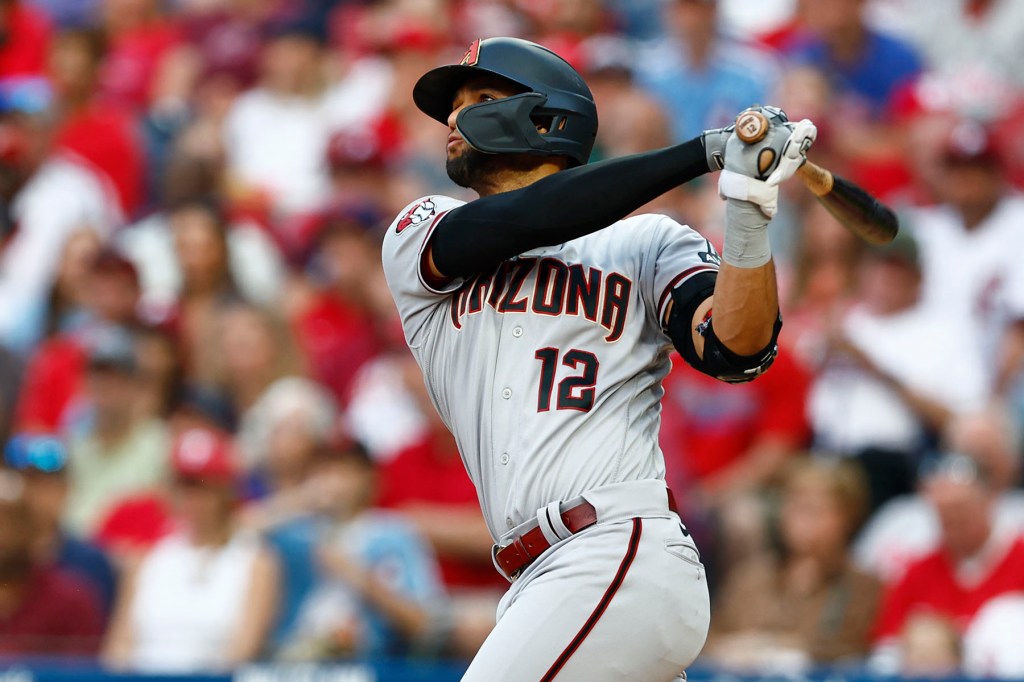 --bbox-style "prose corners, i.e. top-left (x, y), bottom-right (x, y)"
top-left (449, 258), bottom-right (632, 342)
top-left (382, 195), bottom-right (717, 537)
